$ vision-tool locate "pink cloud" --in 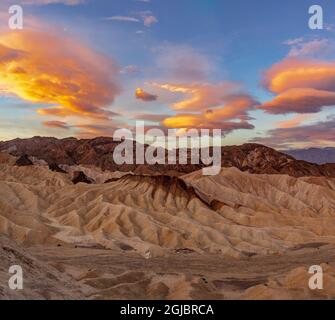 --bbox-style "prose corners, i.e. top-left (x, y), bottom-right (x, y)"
top-left (143, 15), bottom-right (158, 27)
